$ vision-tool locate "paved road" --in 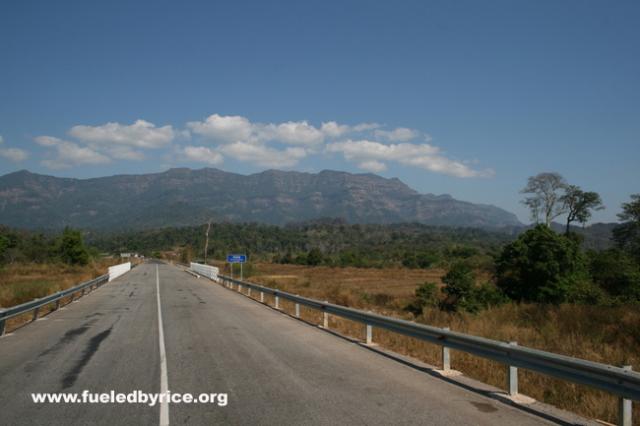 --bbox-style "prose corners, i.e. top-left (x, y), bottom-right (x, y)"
top-left (0, 262), bottom-right (560, 425)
